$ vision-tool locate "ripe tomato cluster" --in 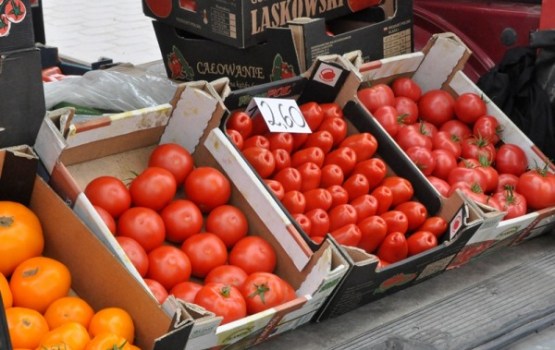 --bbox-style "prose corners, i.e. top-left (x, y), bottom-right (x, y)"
top-left (0, 201), bottom-right (138, 350)
top-left (358, 78), bottom-right (555, 220)
top-left (226, 103), bottom-right (449, 266)
top-left (84, 143), bottom-right (296, 325)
